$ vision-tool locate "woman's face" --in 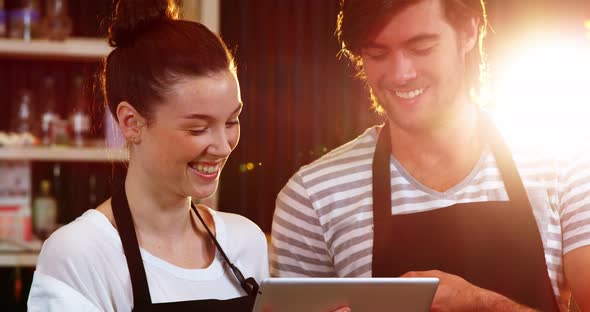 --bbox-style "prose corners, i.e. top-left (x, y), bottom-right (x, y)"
top-left (133, 70), bottom-right (242, 200)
